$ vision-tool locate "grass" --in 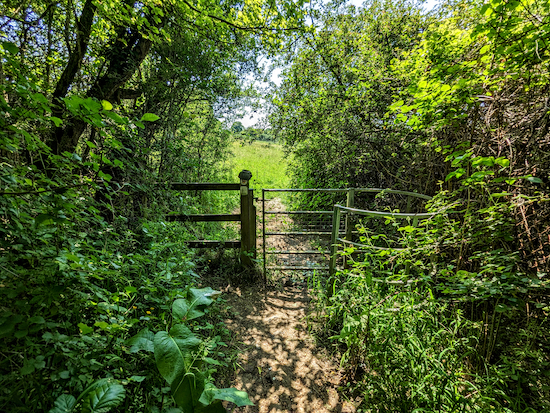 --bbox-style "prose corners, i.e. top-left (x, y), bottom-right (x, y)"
top-left (227, 141), bottom-right (291, 189)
